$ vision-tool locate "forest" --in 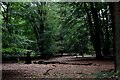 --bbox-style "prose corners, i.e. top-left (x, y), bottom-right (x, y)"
top-left (1, 2), bottom-right (120, 79)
